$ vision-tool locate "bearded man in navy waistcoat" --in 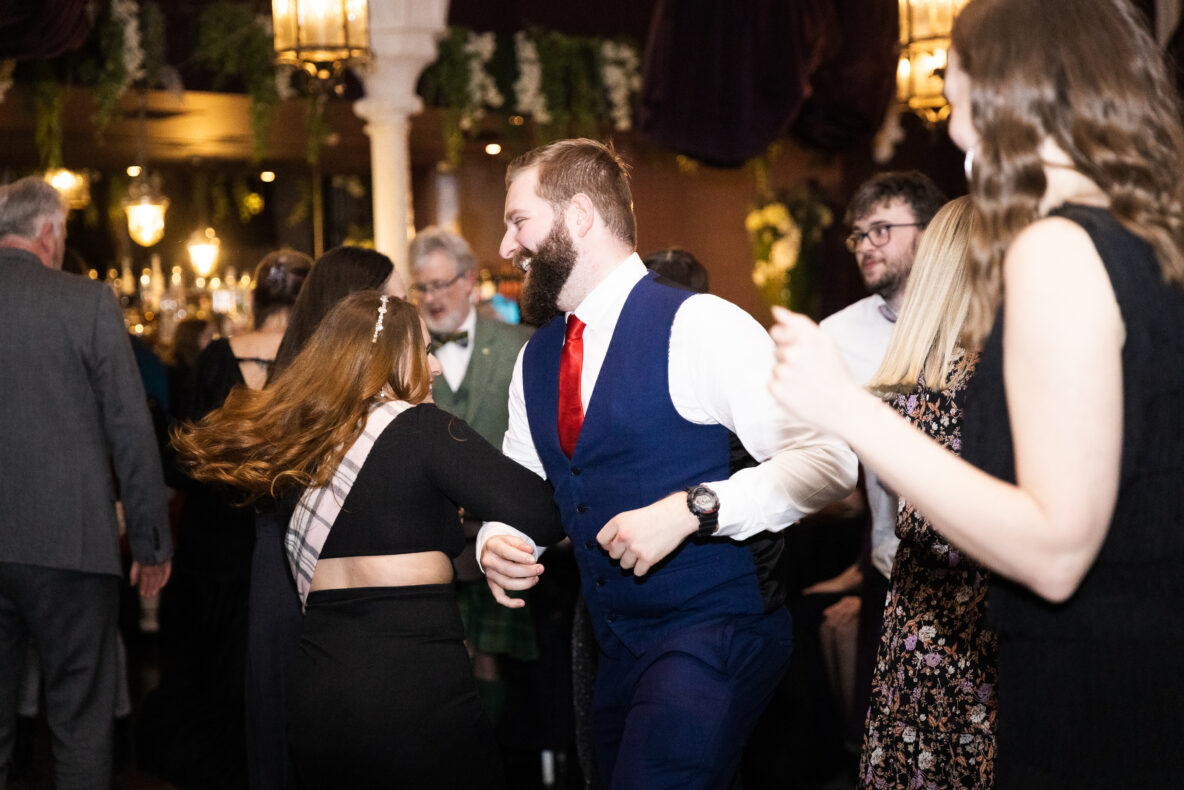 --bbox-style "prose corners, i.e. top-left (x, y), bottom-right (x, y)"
top-left (477, 138), bottom-right (857, 789)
